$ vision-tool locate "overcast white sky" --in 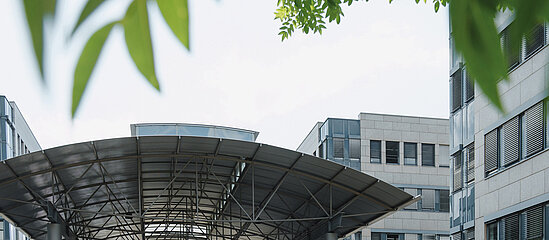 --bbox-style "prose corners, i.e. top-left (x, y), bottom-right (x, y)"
top-left (0, 0), bottom-right (449, 150)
